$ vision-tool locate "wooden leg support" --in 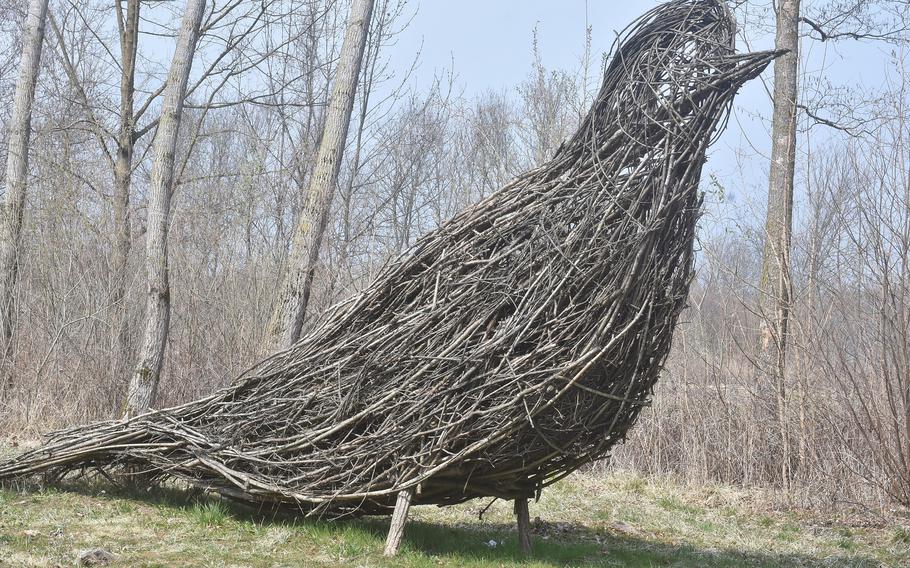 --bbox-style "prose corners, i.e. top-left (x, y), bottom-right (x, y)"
top-left (515, 497), bottom-right (532, 555)
top-left (384, 489), bottom-right (413, 556)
